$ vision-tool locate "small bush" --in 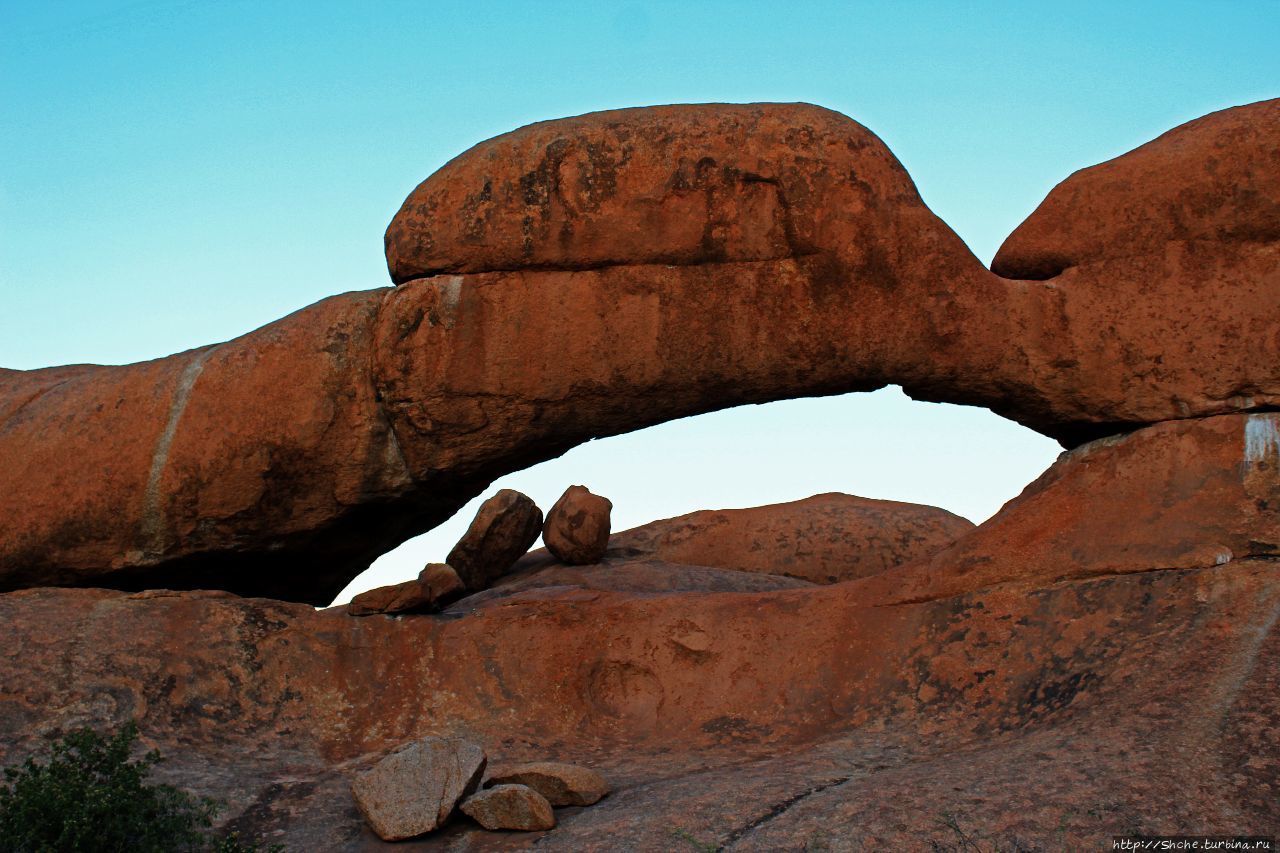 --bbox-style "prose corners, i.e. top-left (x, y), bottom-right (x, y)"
top-left (0, 721), bottom-right (276, 852)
